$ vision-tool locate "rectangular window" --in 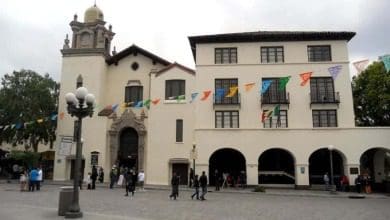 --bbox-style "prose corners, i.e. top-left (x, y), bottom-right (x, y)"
top-left (176, 119), bottom-right (183, 142)
top-left (215, 111), bottom-right (239, 128)
top-left (261, 78), bottom-right (288, 104)
top-left (215, 48), bottom-right (237, 64)
top-left (308, 45), bottom-right (331, 62)
top-left (215, 78), bottom-right (239, 104)
top-left (310, 77), bottom-right (336, 103)
top-left (165, 80), bottom-right (185, 100)
top-left (264, 110), bottom-right (288, 128)
top-left (261, 47), bottom-right (284, 63)
top-left (125, 86), bottom-right (143, 104)
top-left (312, 110), bottom-right (337, 127)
